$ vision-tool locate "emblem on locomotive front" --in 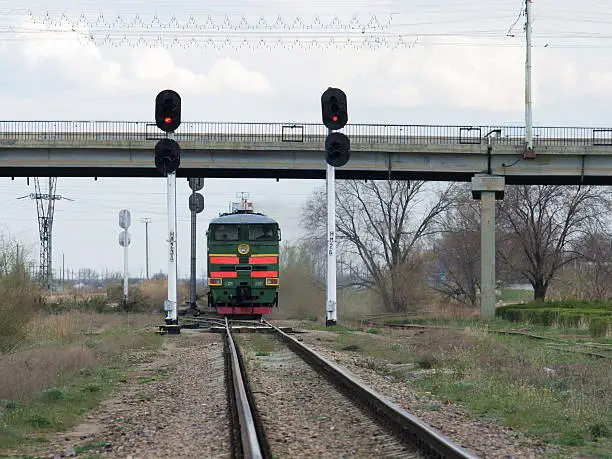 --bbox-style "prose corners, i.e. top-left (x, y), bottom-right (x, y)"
top-left (237, 243), bottom-right (250, 255)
